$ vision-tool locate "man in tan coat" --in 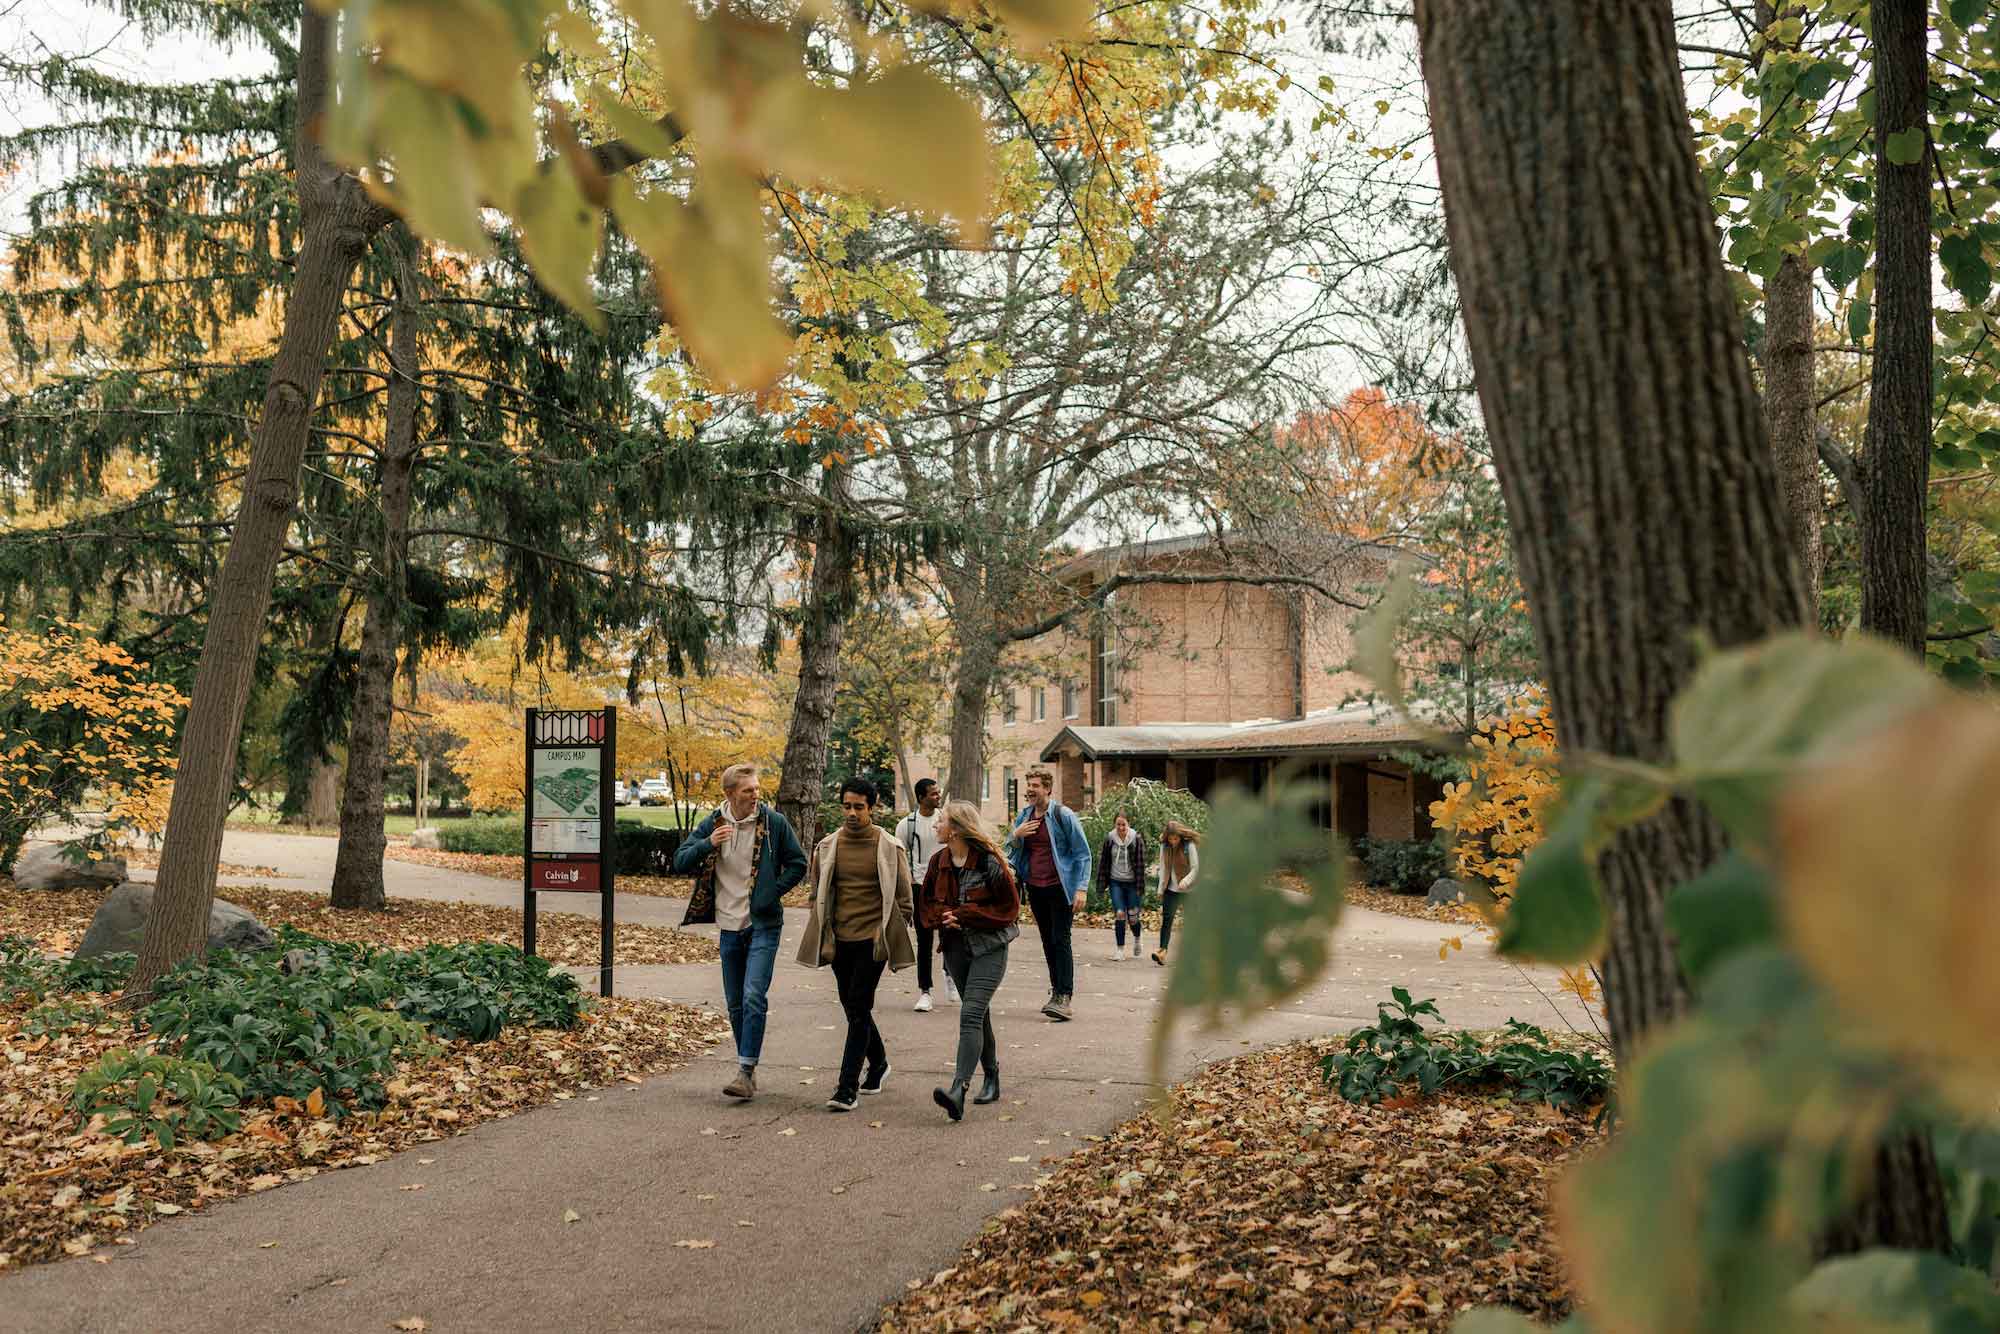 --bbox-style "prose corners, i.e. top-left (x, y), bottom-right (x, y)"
top-left (796, 776), bottom-right (915, 1110)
